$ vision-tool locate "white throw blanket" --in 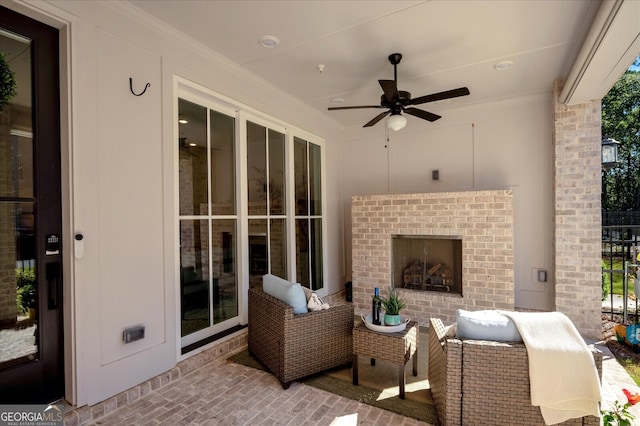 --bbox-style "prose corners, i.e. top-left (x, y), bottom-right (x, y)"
top-left (499, 311), bottom-right (601, 425)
